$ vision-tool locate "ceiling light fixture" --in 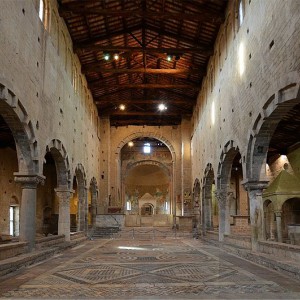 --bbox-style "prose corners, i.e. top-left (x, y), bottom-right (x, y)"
top-left (158, 103), bottom-right (167, 111)
top-left (113, 53), bottom-right (120, 60)
top-left (119, 104), bottom-right (126, 110)
top-left (128, 141), bottom-right (134, 147)
top-left (166, 54), bottom-right (173, 62)
top-left (103, 53), bottom-right (110, 61)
